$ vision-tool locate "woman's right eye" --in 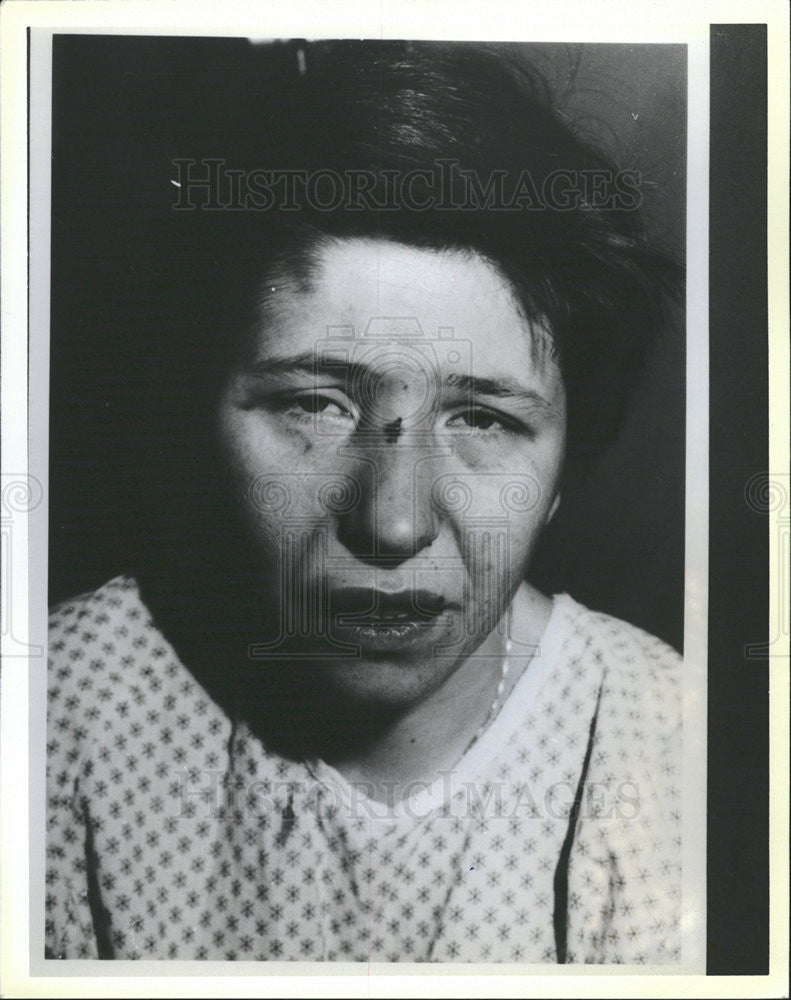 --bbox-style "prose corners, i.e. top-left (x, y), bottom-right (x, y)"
top-left (291, 393), bottom-right (354, 420)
